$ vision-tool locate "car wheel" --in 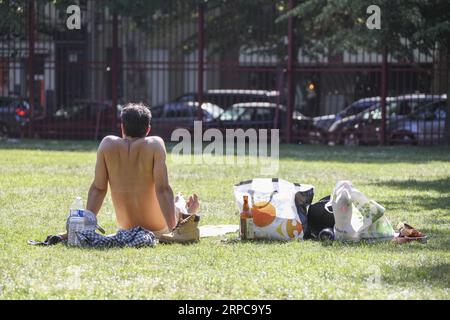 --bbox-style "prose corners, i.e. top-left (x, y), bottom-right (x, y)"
top-left (0, 123), bottom-right (9, 140)
top-left (343, 132), bottom-right (359, 146)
